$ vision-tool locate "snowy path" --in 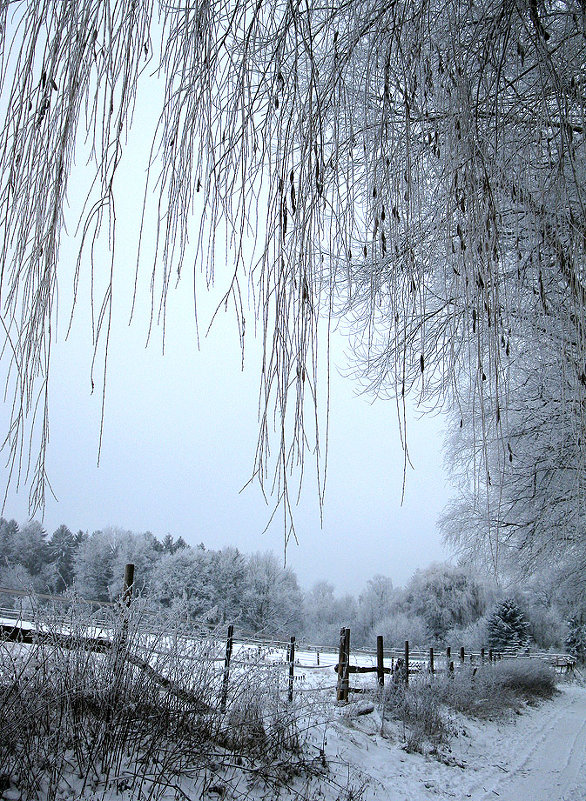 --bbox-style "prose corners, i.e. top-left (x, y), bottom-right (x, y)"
top-left (469, 684), bottom-right (586, 801)
top-left (322, 683), bottom-right (586, 801)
